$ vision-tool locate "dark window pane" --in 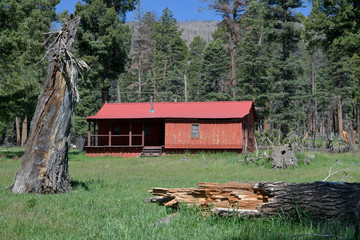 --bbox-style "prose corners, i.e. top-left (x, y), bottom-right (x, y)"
top-left (192, 124), bottom-right (199, 138)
